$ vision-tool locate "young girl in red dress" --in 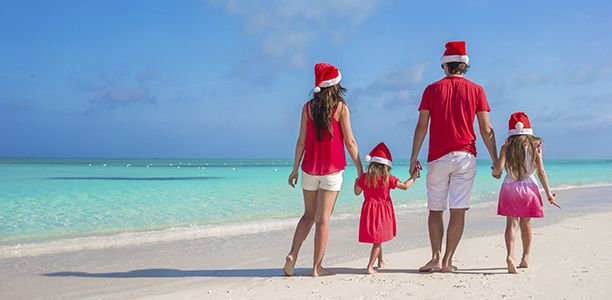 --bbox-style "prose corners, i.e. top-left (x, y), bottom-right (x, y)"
top-left (354, 142), bottom-right (418, 274)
